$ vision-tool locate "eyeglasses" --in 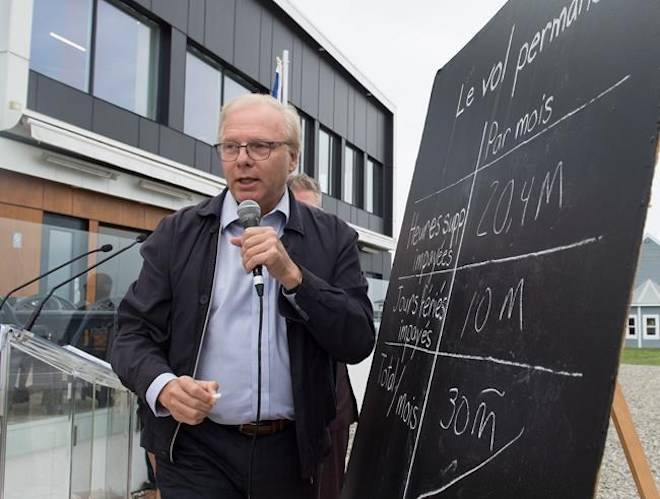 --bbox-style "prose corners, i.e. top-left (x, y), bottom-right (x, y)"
top-left (214, 141), bottom-right (290, 161)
